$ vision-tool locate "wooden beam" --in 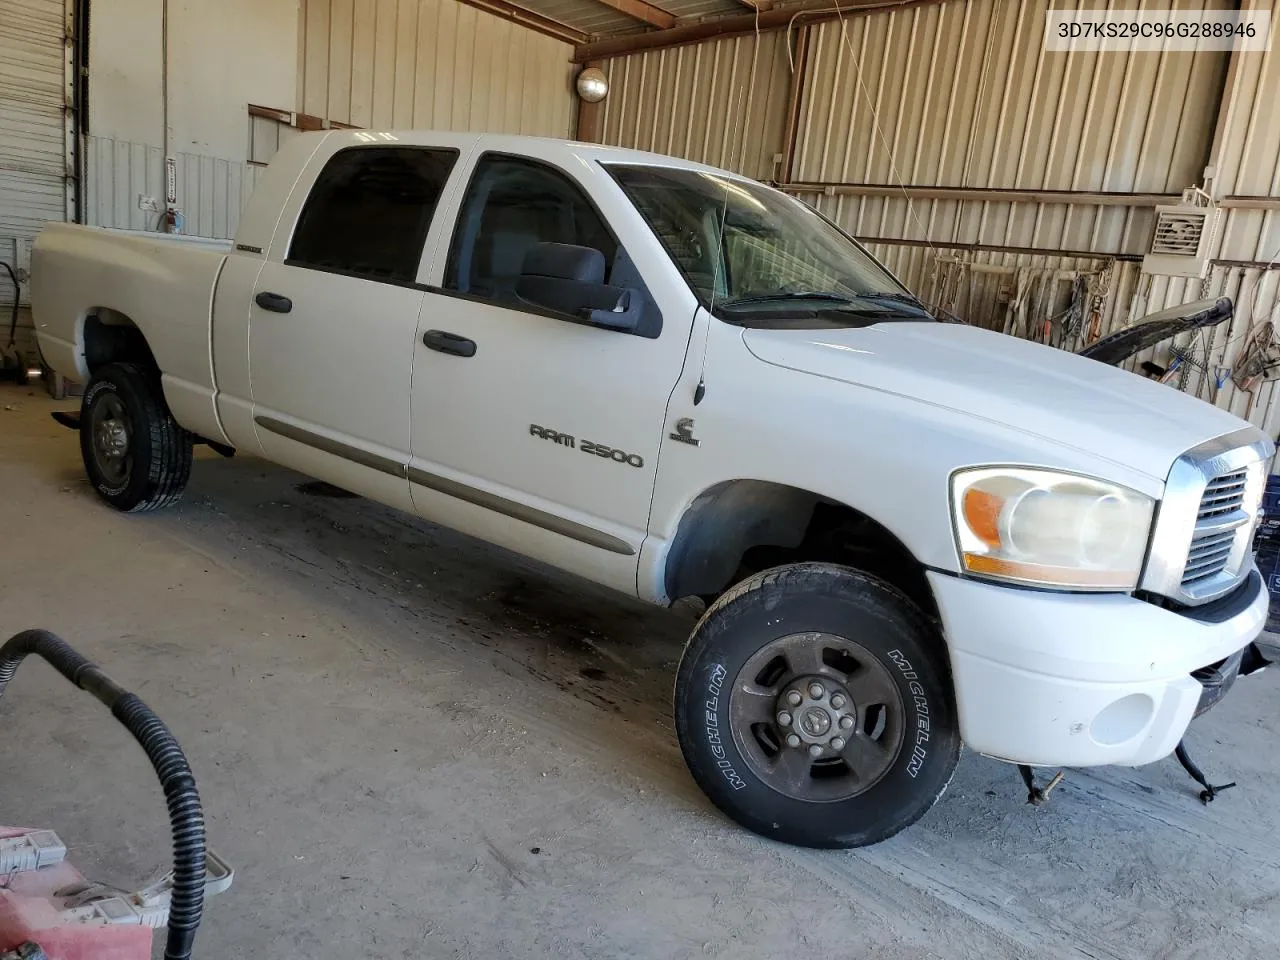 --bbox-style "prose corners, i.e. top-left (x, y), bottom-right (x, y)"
top-left (777, 24), bottom-right (810, 184)
top-left (591, 0), bottom-right (676, 29)
top-left (1220, 196), bottom-right (1280, 211)
top-left (575, 62), bottom-right (606, 142)
top-left (575, 0), bottom-right (952, 61)
top-left (248, 104), bottom-right (360, 131)
top-left (732, 0), bottom-right (774, 10)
